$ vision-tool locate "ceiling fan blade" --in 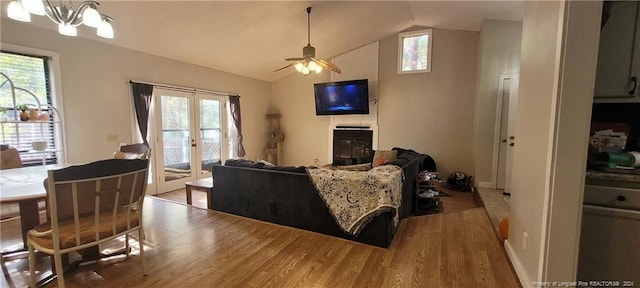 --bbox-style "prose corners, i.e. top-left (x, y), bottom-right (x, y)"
top-left (313, 58), bottom-right (342, 74)
top-left (273, 63), bottom-right (293, 72)
top-left (285, 57), bottom-right (305, 61)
